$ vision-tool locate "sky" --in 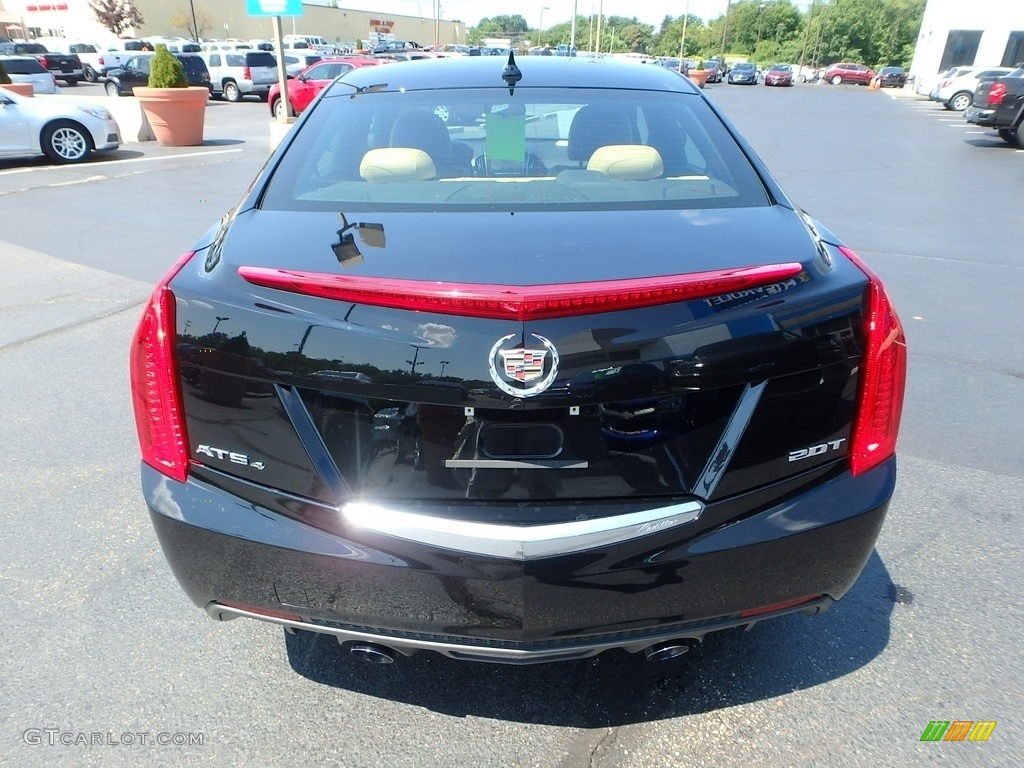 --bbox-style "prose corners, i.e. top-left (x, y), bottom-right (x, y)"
top-left (333, 1), bottom-right (750, 29)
